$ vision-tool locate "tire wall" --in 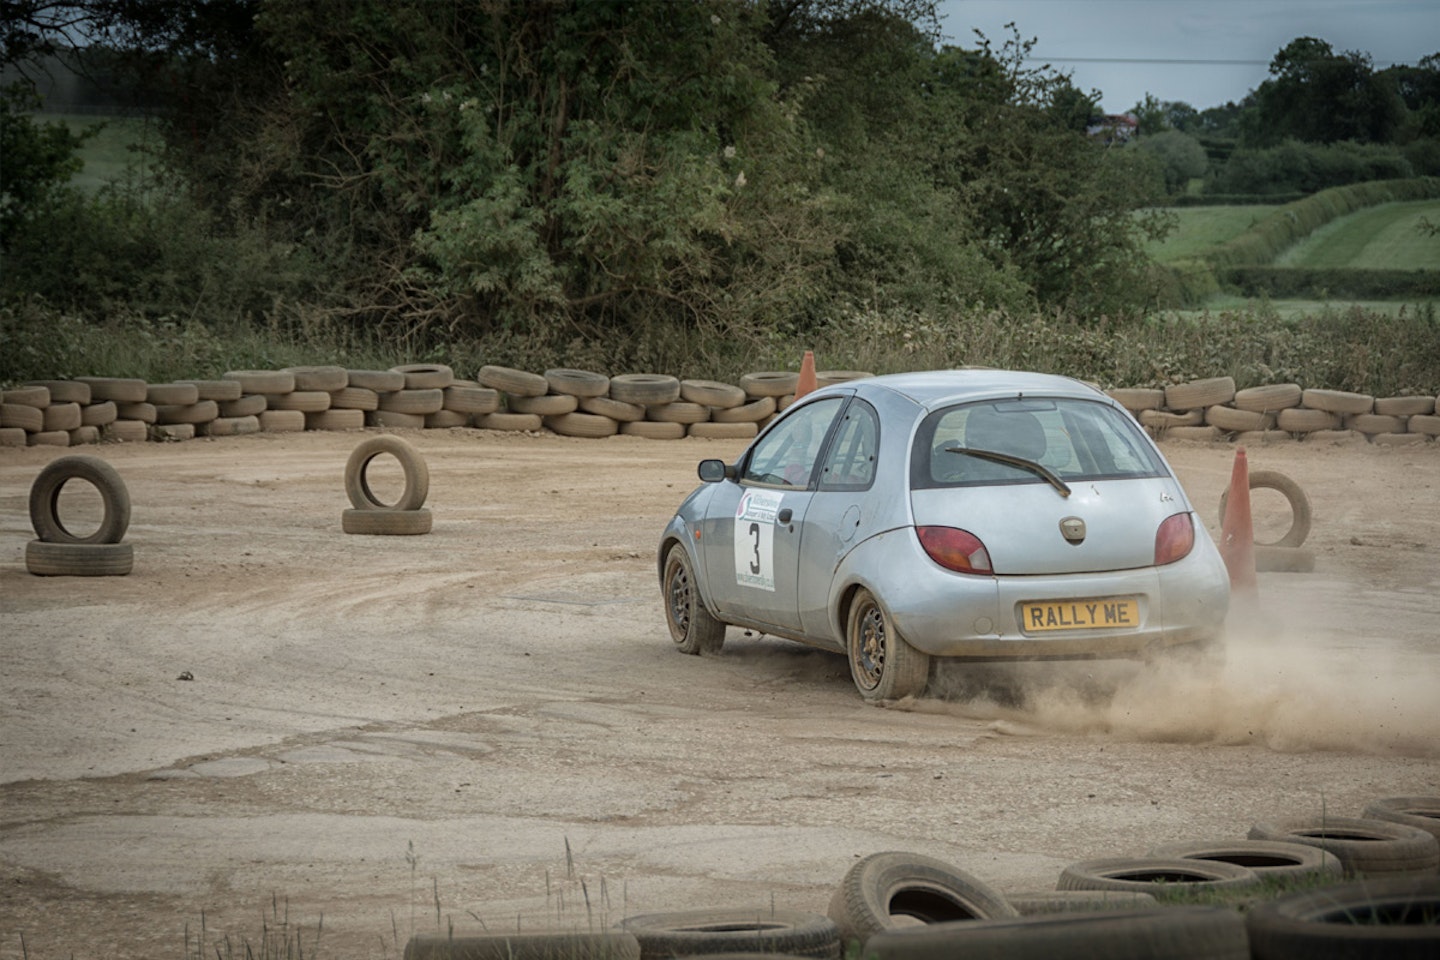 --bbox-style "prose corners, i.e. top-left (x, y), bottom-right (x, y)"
top-left (2, 370), bottom-right (1437, 447)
